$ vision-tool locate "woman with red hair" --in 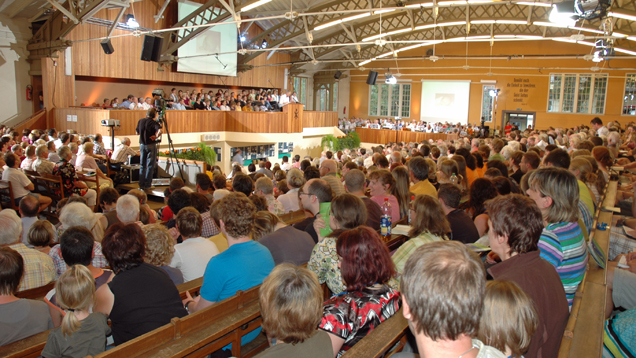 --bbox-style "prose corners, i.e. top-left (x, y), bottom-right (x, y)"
top-left (318, 226), bottom-right (401, 357)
